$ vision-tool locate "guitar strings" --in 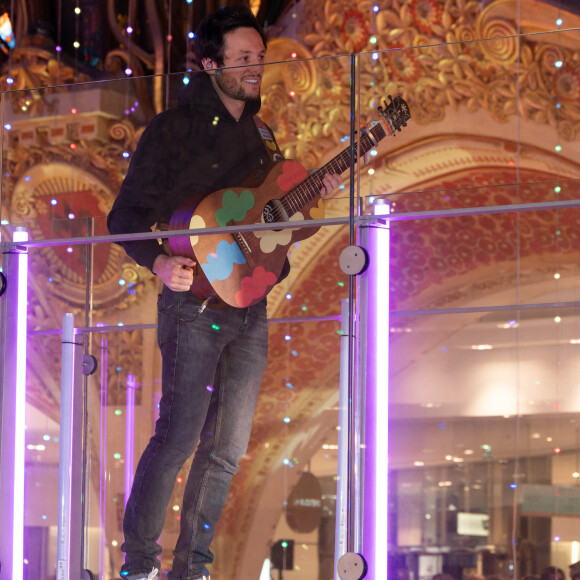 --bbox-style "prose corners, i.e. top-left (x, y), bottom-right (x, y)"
top-left (245, 122), bottom-right (387, 230)
top-left (277, 123), bottom-right (387, 221)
